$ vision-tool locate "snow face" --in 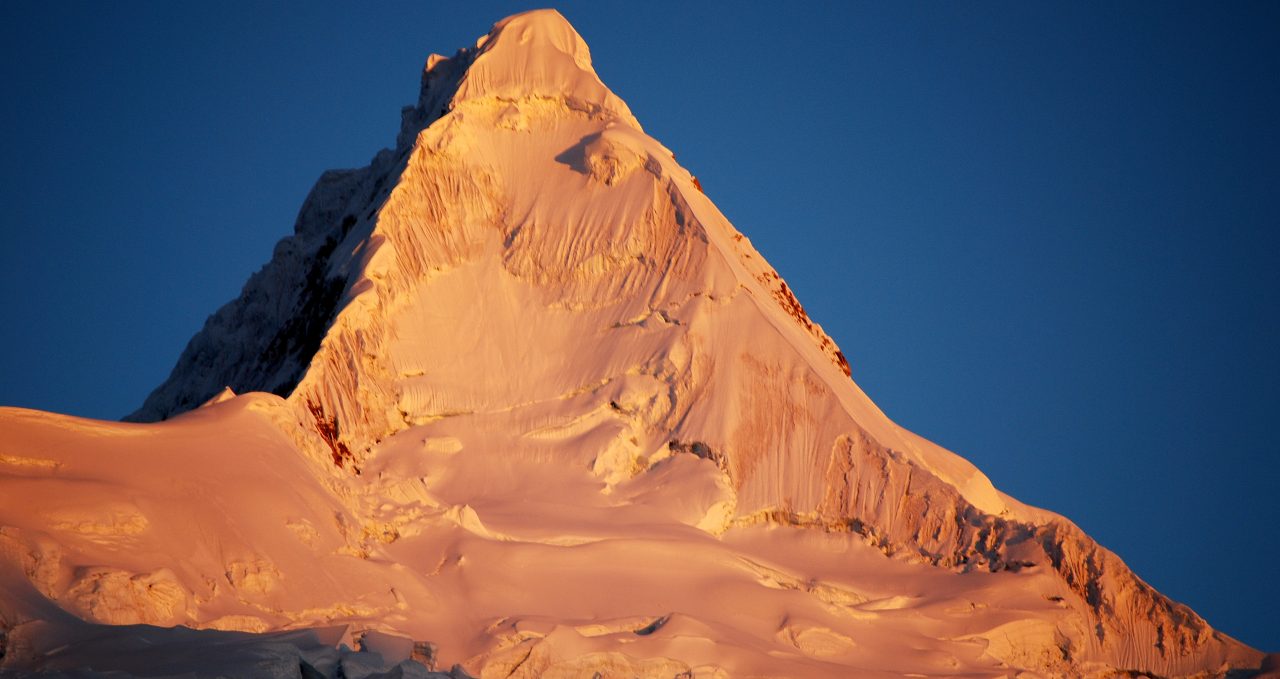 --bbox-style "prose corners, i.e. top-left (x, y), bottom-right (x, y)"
top-left (1, 9), bottom-right (1266, 678)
